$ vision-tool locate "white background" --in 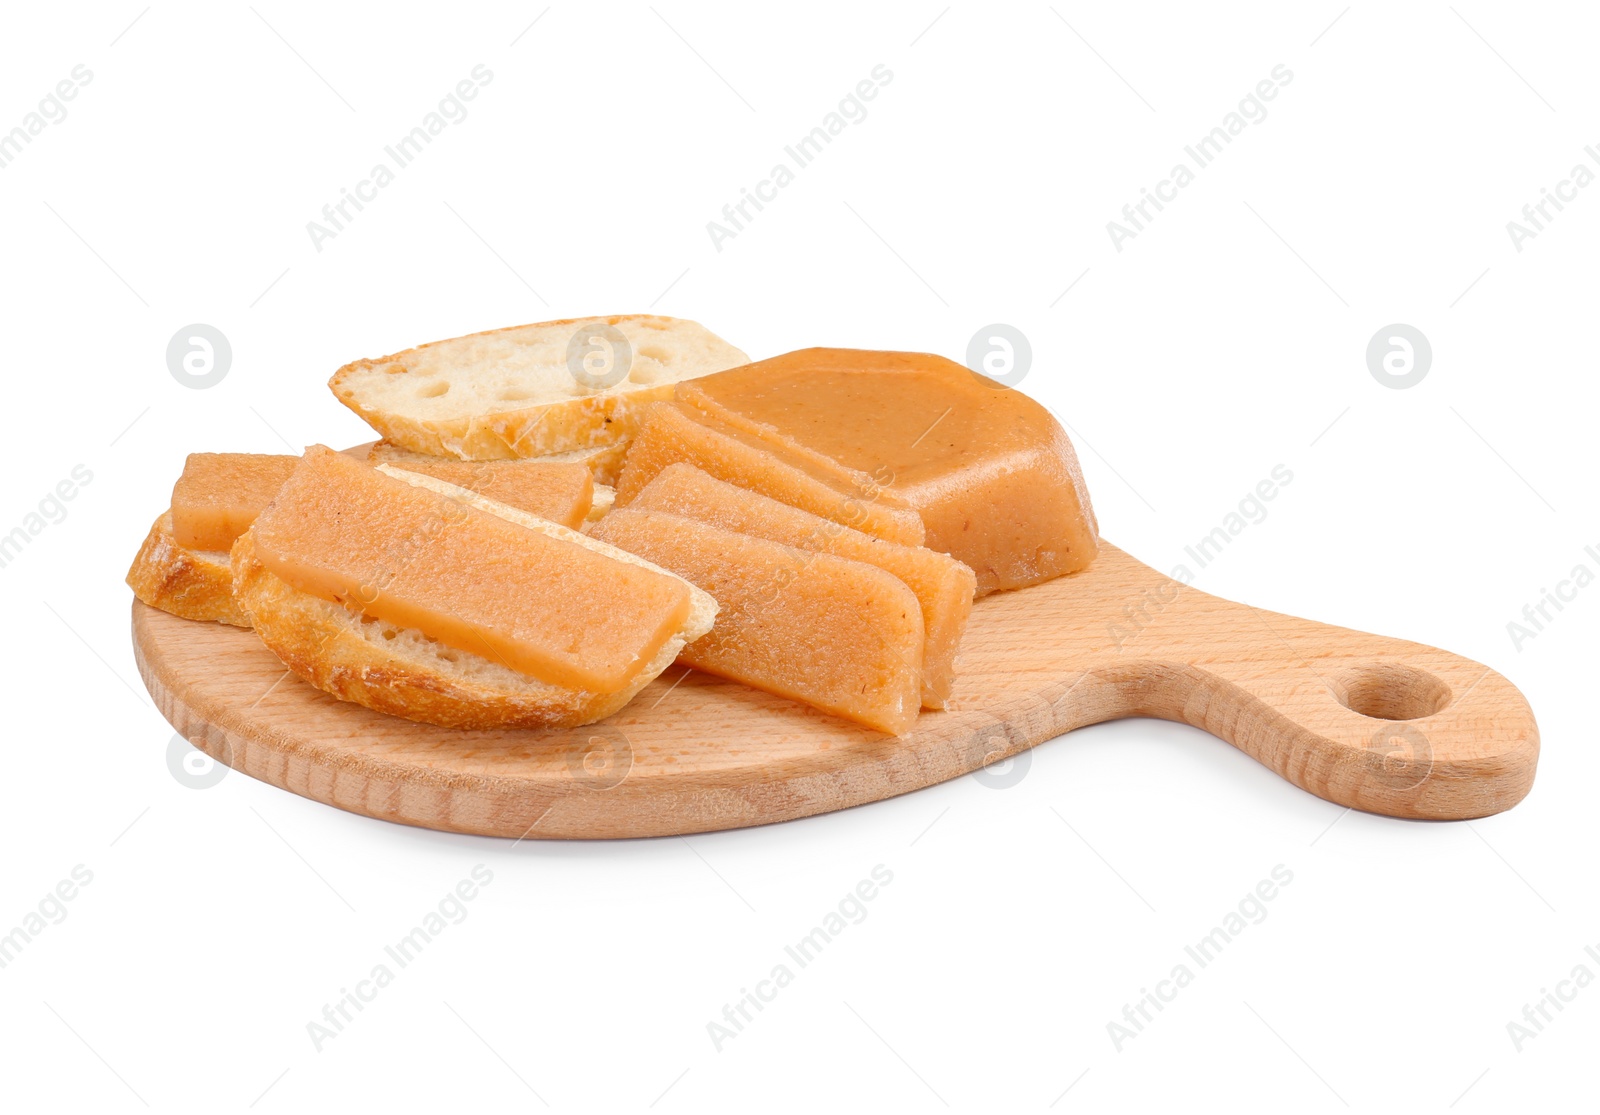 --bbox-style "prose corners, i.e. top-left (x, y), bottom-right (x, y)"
top-left (1, 2), bottom-right (1595, 1111)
